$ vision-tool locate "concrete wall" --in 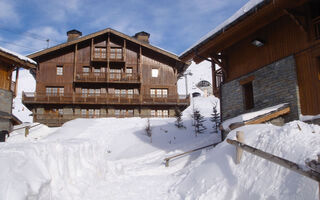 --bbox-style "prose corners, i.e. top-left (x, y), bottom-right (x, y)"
top-left (221, 55), bottom-right (300, 122)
